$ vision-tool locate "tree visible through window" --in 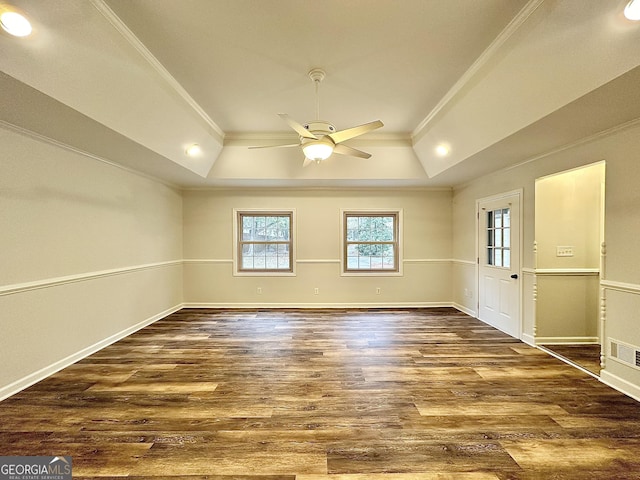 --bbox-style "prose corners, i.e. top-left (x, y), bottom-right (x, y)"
top-left (238, 212), bottom-right (292, 272)
top-left (344, 212), bottom-right (398, 272)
